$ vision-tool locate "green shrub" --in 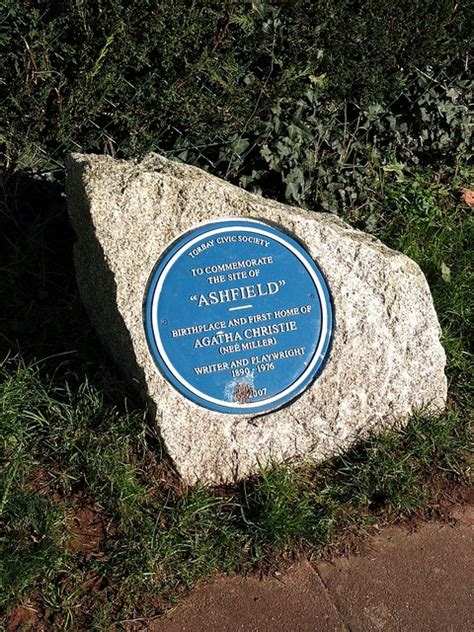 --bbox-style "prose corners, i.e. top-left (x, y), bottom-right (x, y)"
top-left (235, 65), bottom-right (472, 219)
top-left (1, 0), bottom-right (471, 173)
